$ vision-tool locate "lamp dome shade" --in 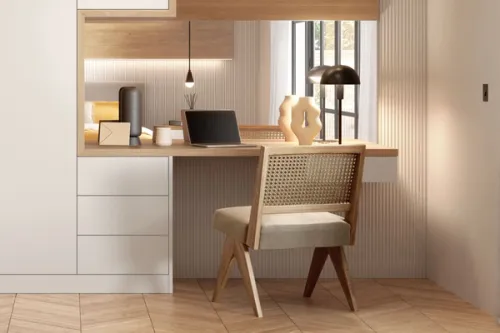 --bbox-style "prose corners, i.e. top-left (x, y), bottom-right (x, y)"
top-left (185, 69), bottom-right (194, 88)
top-left (320, 65), bottom-right (360, 85)
top-left (307, 65), bottom-right (331, 84)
